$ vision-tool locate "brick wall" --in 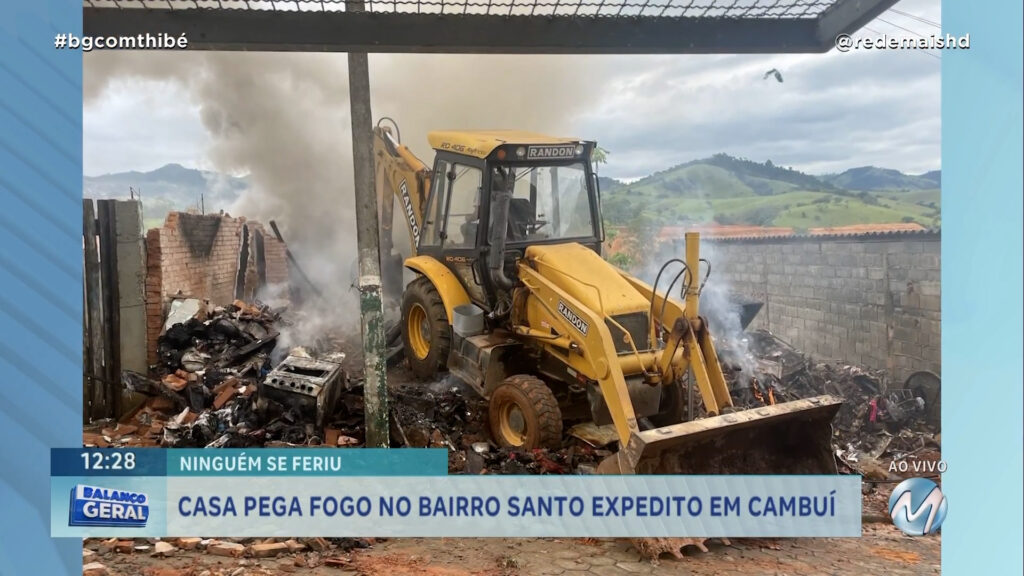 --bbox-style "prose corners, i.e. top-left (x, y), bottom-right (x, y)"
top-left (144, 212), bottom-right (289, 365)
top-left (145, 228), bottom-right (164, 366)
top-left (695, 232), bottom-right (940, 384)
